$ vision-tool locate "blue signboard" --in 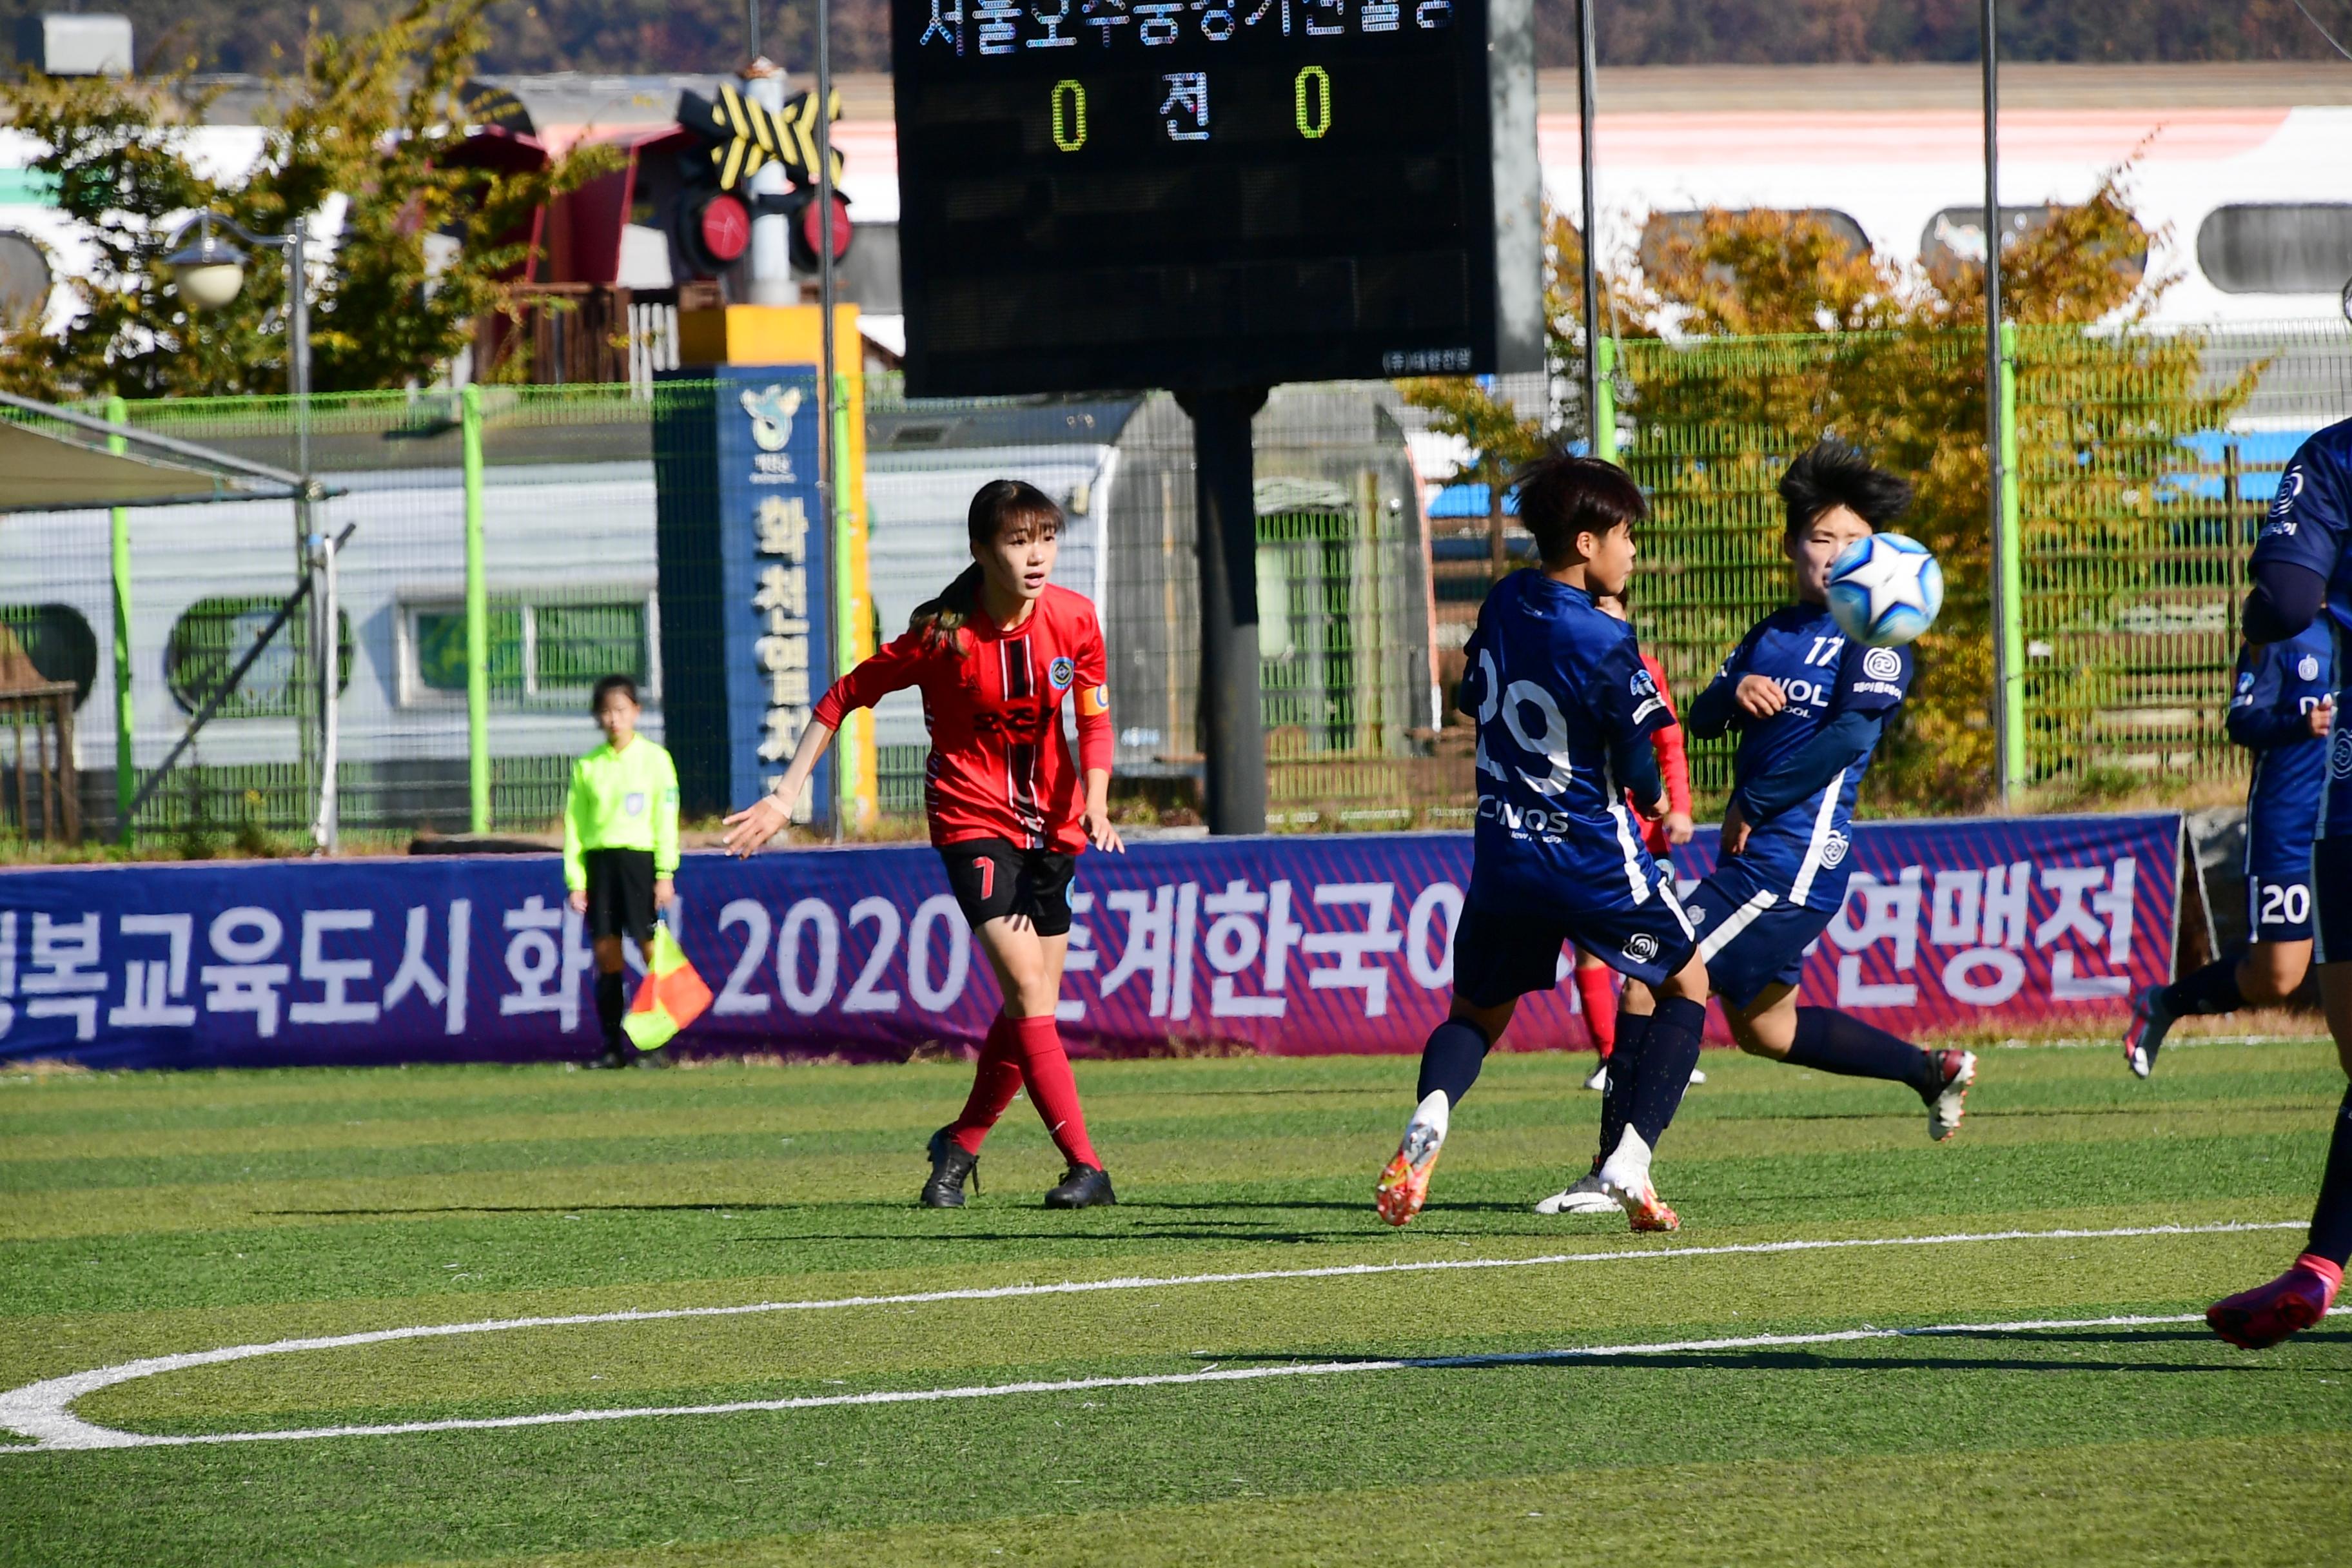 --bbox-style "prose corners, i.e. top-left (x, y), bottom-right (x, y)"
top-left (652, 365), bottom-right (836, 825)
